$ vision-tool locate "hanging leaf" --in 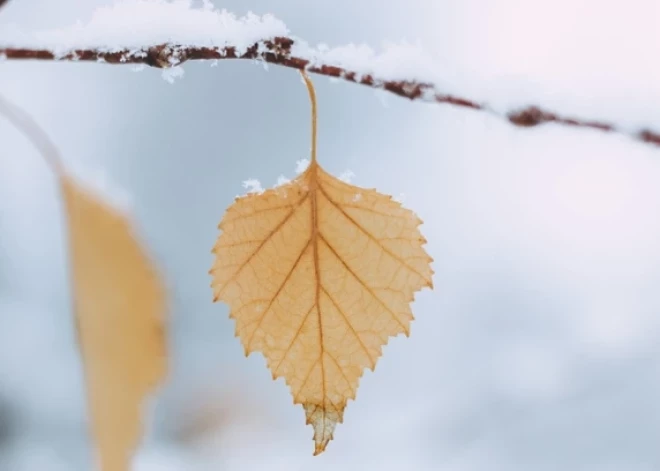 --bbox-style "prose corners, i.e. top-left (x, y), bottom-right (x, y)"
top-left (210, 71), bottom-right (434, 455)
top-left (0, 93), bottom-right (168, 471)
top-left (210, 155), bottom-right (433, 454)
top-left (61, 174), bottom-right (167, 471)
